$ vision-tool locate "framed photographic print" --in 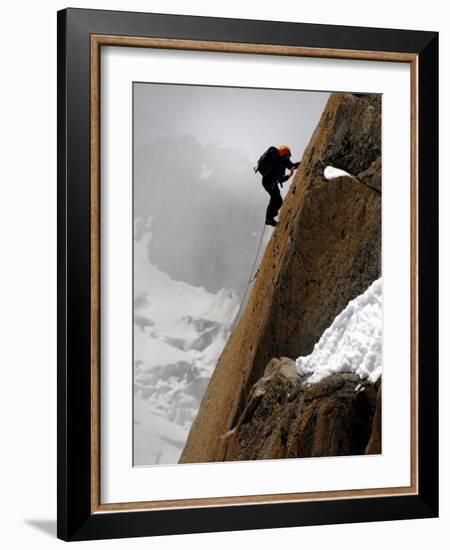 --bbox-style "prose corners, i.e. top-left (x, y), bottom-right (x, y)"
top-left (57, 8), bottom-right (439, 541)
